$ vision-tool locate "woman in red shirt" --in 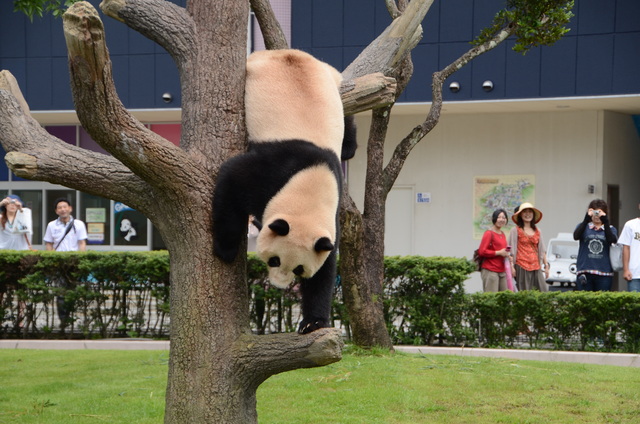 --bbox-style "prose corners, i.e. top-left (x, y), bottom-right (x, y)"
top-left (478, 209), bottom-right (511, 292)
